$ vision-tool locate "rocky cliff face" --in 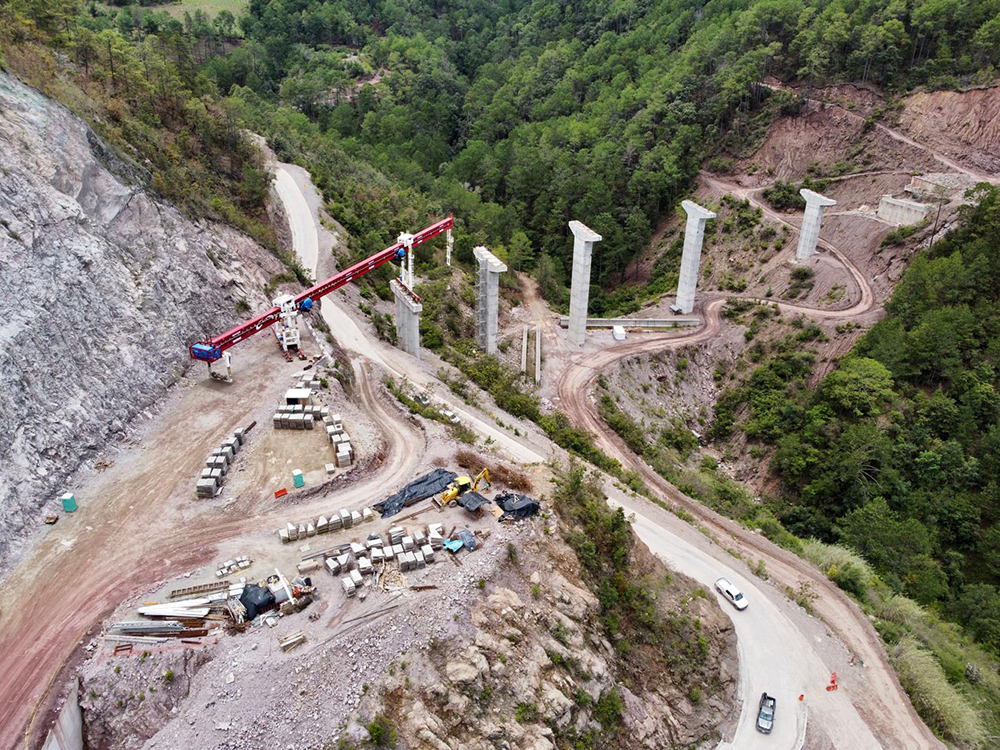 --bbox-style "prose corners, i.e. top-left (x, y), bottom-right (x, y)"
top-left (340, 519), bottom-right (738, 750)
top-left (0, 72), bottom-right (283, 574)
